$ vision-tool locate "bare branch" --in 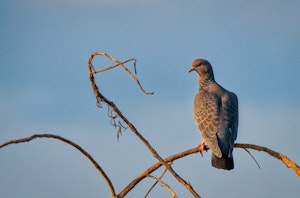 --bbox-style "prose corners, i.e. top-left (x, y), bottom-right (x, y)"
top-left (120, 143), bottom-right (300, 197)
top-left (88, 52), bottom-right (201, 197)
top-left (147, 175), bottom-right (177, 198)
top-left (0, 134), bottom-right (117, 198)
